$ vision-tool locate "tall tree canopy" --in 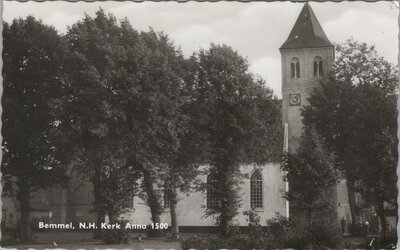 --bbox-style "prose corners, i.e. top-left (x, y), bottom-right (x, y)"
top-left (192, 44), bottom-right (281, 236)
top-left (162, 55), bottom-right (212, 237)
top-left (302, 39), bottom-right (398, 234)
top-left (2, 16), bottom-right (69, 242)
top-left (125, 28), bottom-right (187, 226)
top-left (59, 11), bottom-right (143, 223)
top-left (4, 11), bottom-right (283, 241)
top-left (59, 10), bottom-right (188, 227)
